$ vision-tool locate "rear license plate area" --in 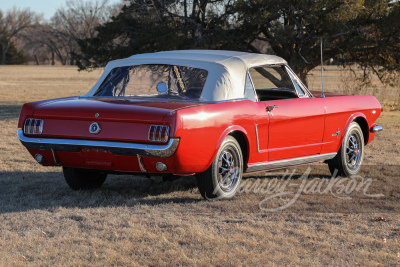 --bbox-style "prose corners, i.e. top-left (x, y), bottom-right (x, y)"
top-left (80, 148), bottom-right (114, 166)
